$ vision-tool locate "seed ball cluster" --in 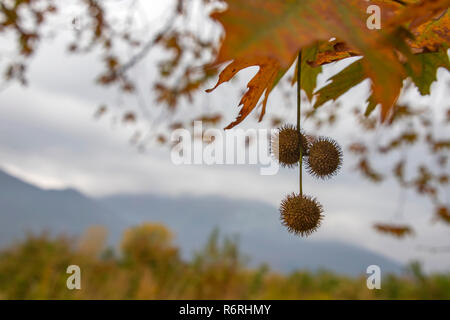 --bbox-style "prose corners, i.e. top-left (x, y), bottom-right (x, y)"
top-left (273, 124), bottom-right (343, 238)
top-left (280, 193), bottom-right (323, 236)
top-left (306, 137), bottom-right (343, 179)
top-left (271, 125), bottom-right (309, 168)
